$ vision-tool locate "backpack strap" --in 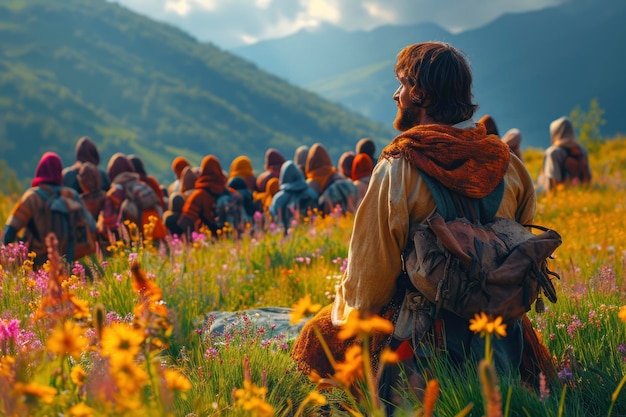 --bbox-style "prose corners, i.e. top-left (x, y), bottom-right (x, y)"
top-left (33, 185), bottom-right (56, 202)
top-left (419, 172), bottom-right (505, 223)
